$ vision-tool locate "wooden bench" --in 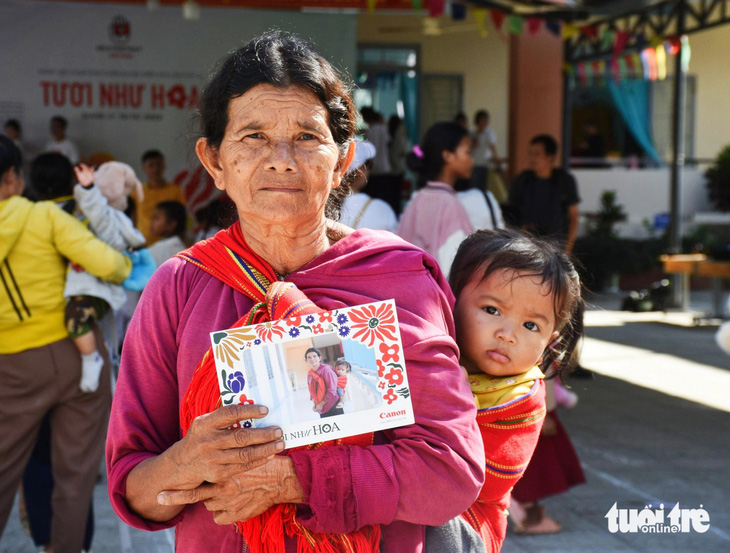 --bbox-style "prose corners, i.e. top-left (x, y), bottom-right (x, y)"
top-left (660, 254), bottom-right (730, 321)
